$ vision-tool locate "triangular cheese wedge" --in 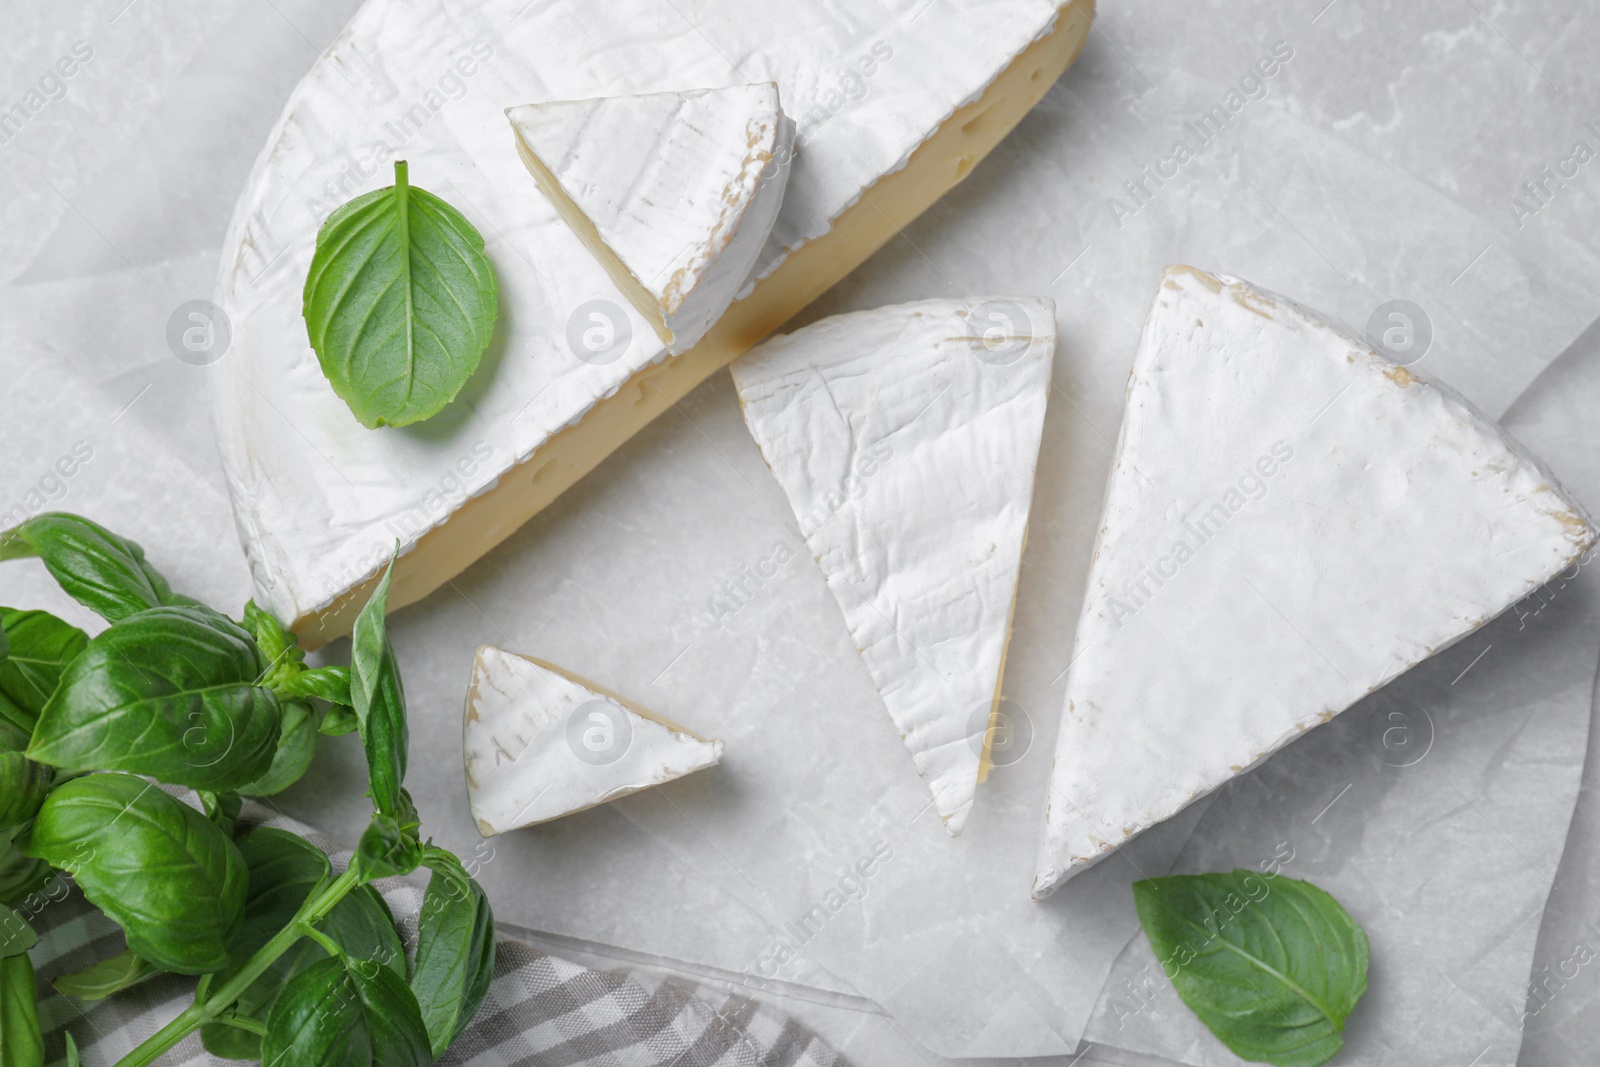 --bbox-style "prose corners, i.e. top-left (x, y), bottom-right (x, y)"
top-left (463, 646), bottom-right (723, 836)
top-left (1033, 266), bottom-right (1598, 898)
top-left (732, 298), bottom-right (1055, 835)
top-left (507, 83), bottom-right (793, 355)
